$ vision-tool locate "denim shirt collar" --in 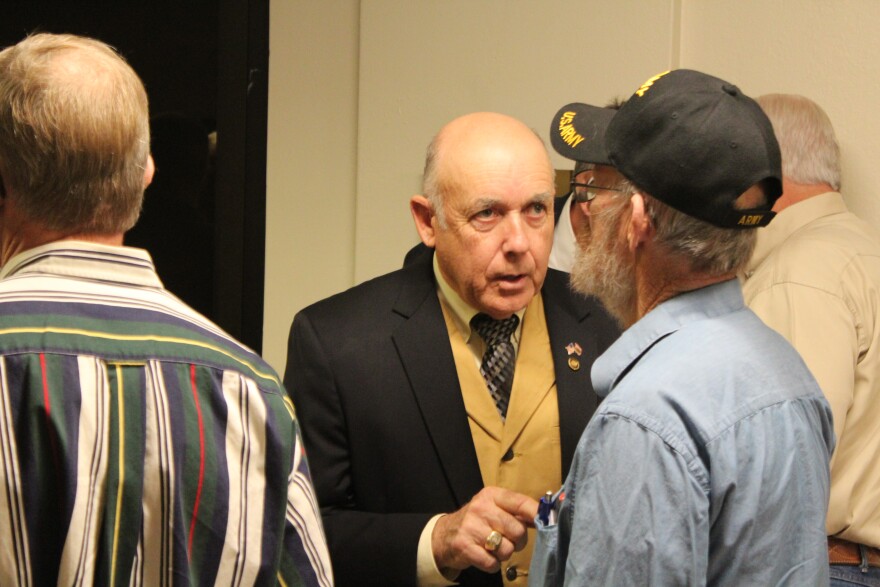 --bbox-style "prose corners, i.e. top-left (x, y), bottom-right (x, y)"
top-left (591, 279), bottom-right (745, 397)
